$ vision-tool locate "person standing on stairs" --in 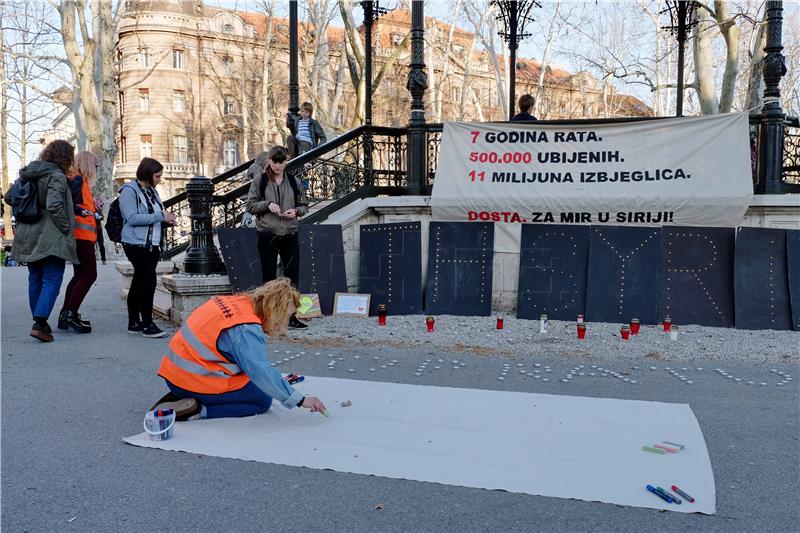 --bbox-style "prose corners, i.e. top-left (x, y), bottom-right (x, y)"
top-left (120, 157), bottom-right (176, 338)
top-left (58, 151), bottom-right (102, 334)
top-left (245, 146), bottom-right (310, 329)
